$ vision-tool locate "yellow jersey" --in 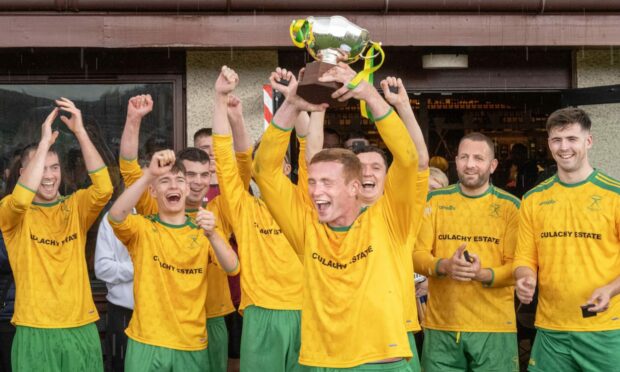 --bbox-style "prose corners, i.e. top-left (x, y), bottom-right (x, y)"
top-left (213, 134), bottom-right (304, 311)
top-left (119, 157), bottom-right (237, 318)
top-left (109, 213), bottom-right (238, 350)
top-left (413, 184), bottom-right (519, 332)
top-left (0, 167), bottom-right (113, 328)
top-left (514, 170), bottom-right (620, 331)
top-left (253, 109), bottom-right (419, 368)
